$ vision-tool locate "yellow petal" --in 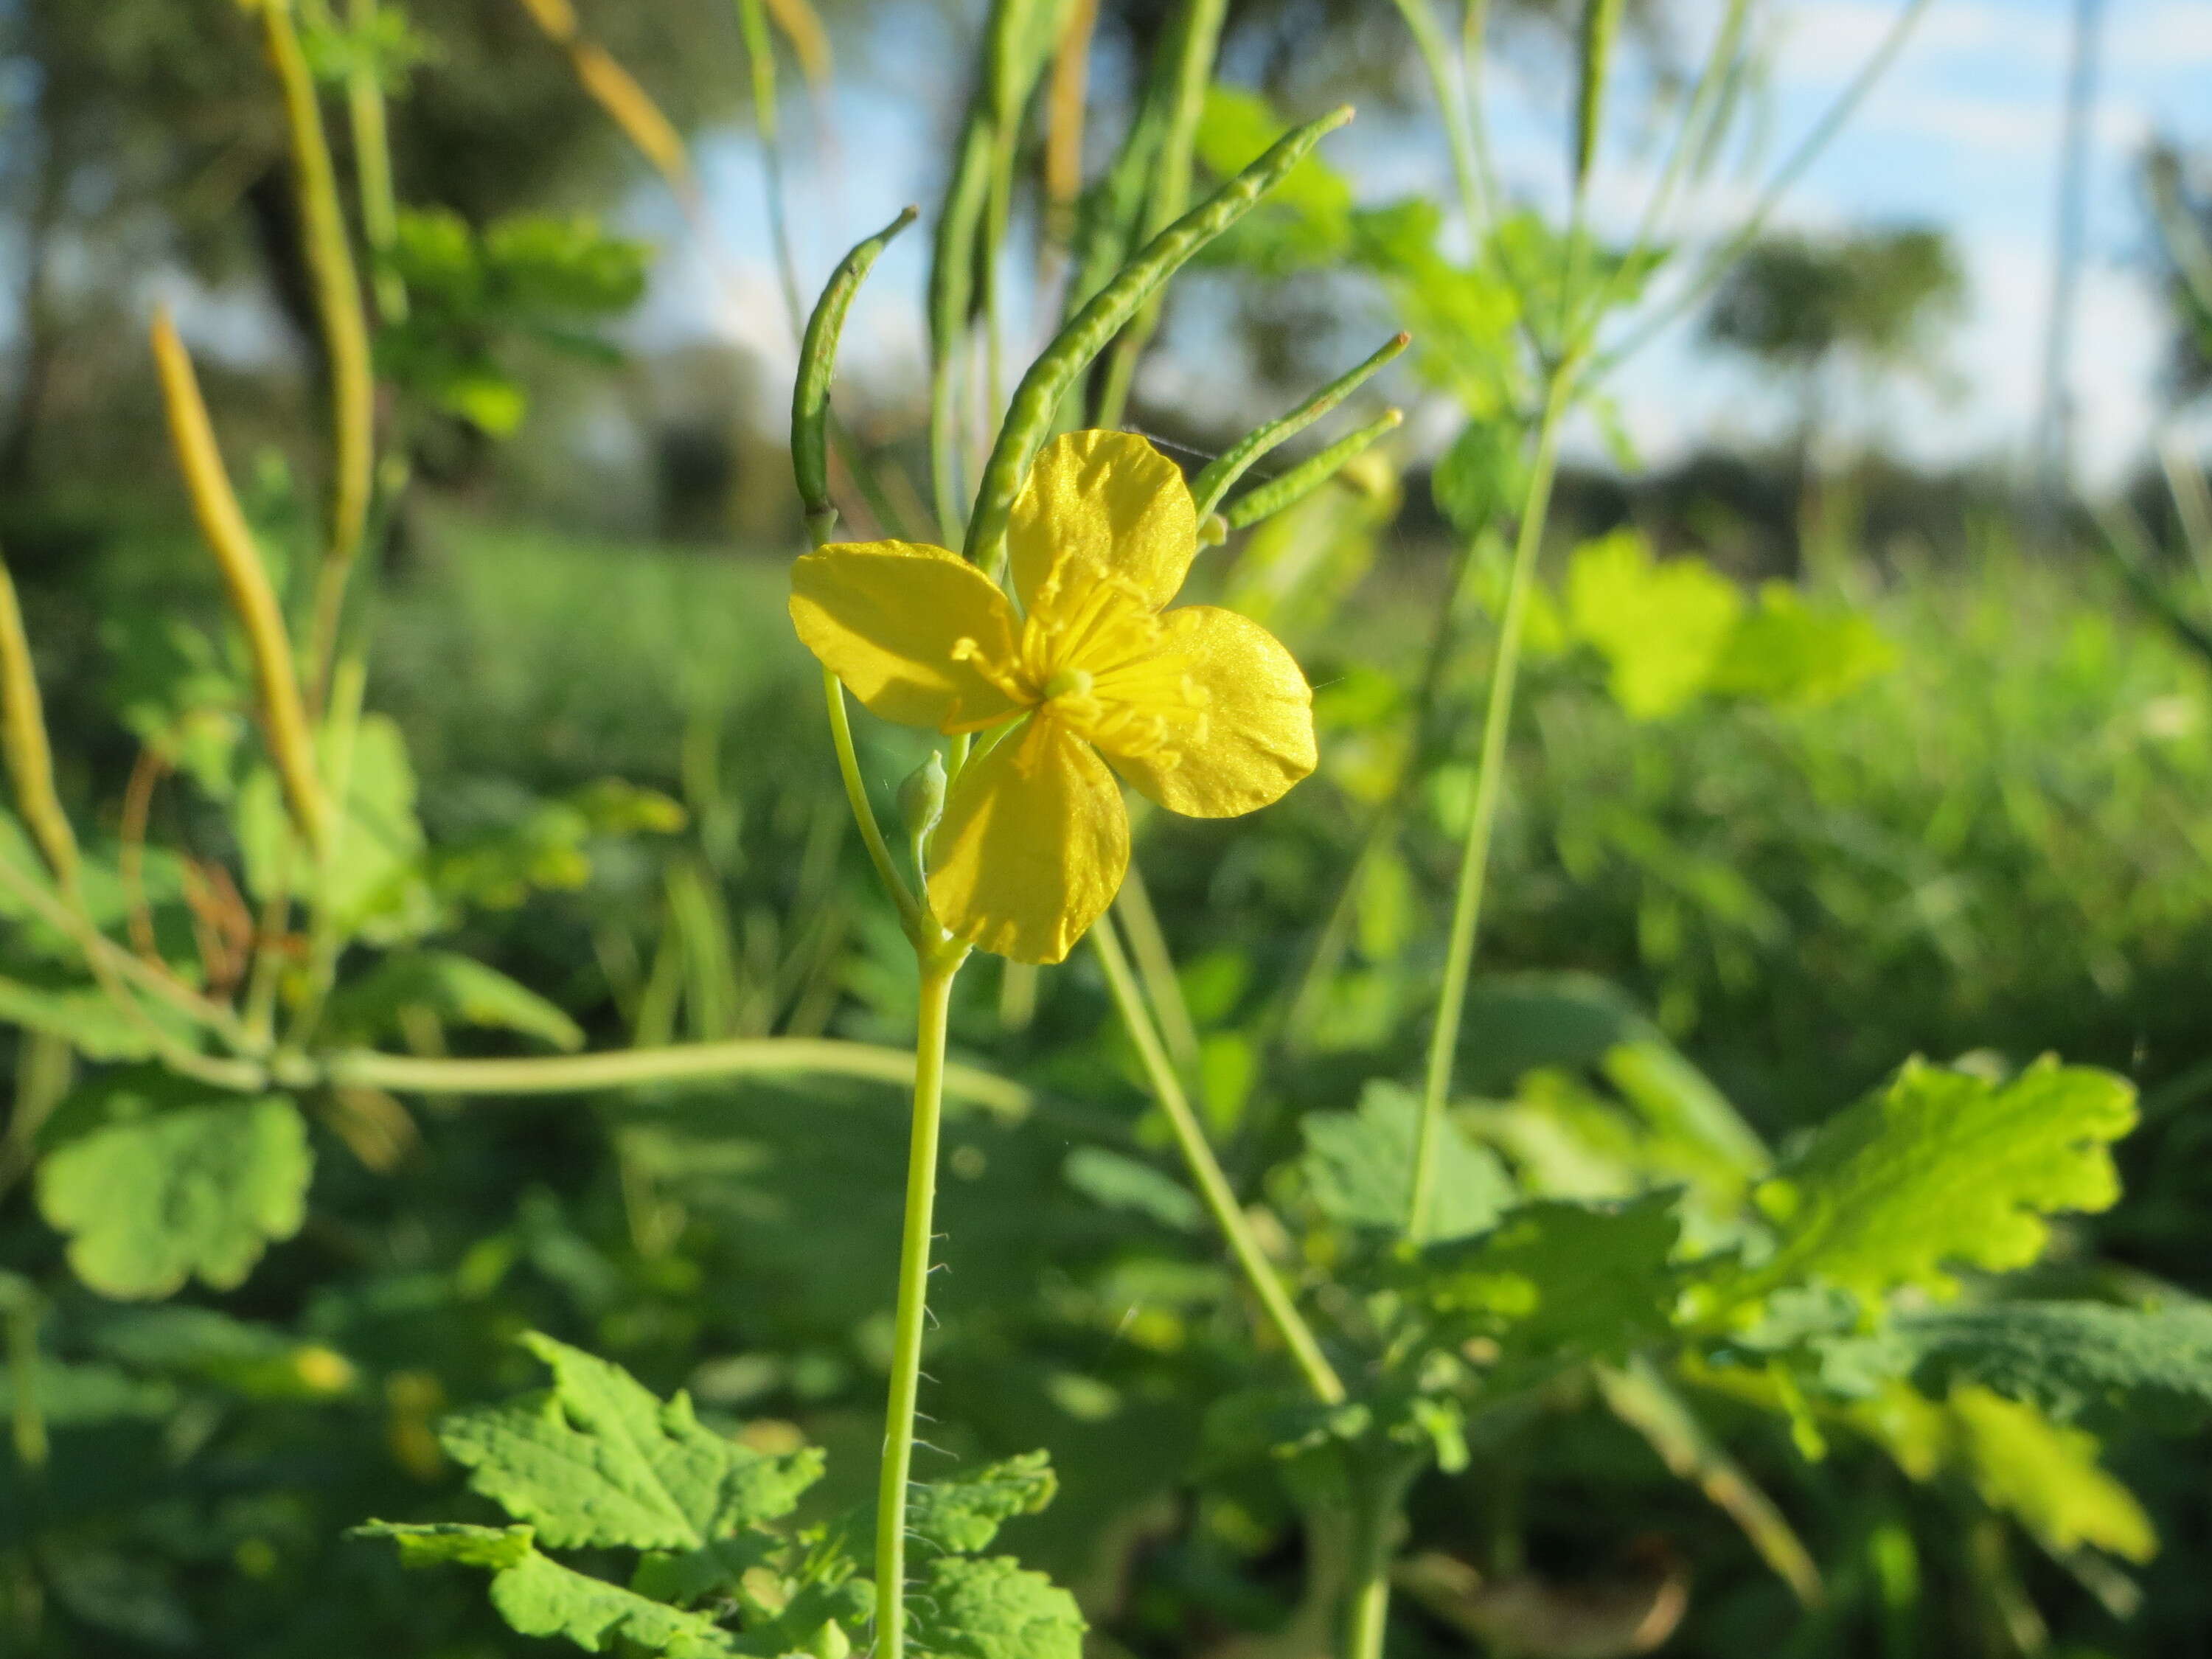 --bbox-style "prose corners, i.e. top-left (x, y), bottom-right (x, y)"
top-left (928, 717), bottom-right (1130, 964)
top-left (790, 541), bottom-right (1023, 731)
top-left (1107, 606), bottom-right (1316, 818)
top-left (1009, 431), bottom-right (1197, 616)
